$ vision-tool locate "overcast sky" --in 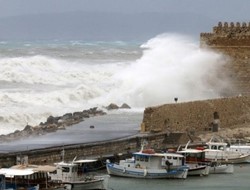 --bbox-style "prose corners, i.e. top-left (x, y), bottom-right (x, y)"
top-left (0, 0), bottom-right (249, 41)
